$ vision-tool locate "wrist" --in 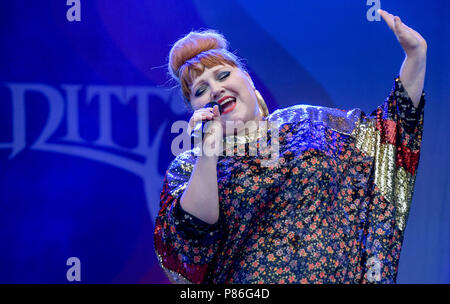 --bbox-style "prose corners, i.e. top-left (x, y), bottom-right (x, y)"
top-left (405, 46), bottom-right (427, 60)
top-left (197, 153), bottom-right (219, 165)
